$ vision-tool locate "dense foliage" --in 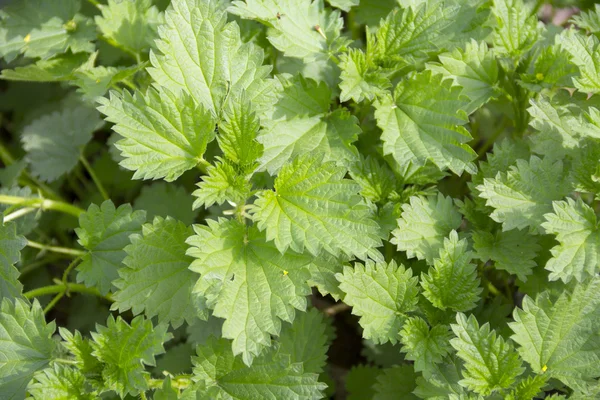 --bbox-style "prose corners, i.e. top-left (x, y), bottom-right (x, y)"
top-left (1, 0), bottom-right (600, 398)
